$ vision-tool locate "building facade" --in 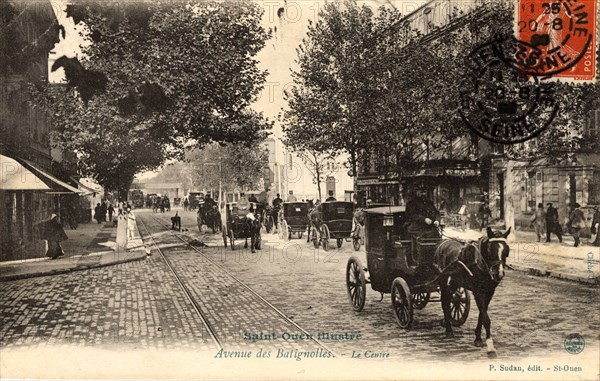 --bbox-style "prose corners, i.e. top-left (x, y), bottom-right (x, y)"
top-left (0, 0), bottom-right (69, 261)
top-left (357, 0), bottom-right (600, 234)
